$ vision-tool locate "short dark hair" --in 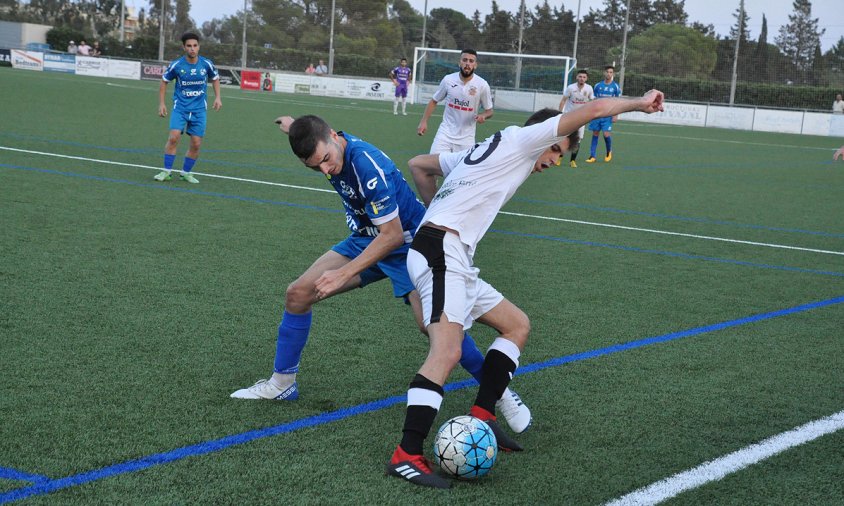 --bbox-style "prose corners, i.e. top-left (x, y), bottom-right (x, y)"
top-left (400, 57), bottom-right (407, 61)
top-left (181, 32), bottom-right (199, 44)
top-left (524, 108), bottom-right (561, 126)
top-left (576, 69), bottom-right (588, 76)
top-left (605, 65), bottom-right (615, 71)
top-left (461, 49), bottom-right (478, 57)
top-left (288, 115), bottom-right (332, 160)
